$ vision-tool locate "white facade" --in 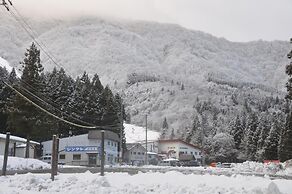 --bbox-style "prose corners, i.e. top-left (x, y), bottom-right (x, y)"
top-left (124, 143), bottom-right (146, 165)
top-left (0, 133), bottom-right (39, 158)
top-left (158, 139), bottom-right (202, 161)
top-left (42, 132), bottom-right (119, 166)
